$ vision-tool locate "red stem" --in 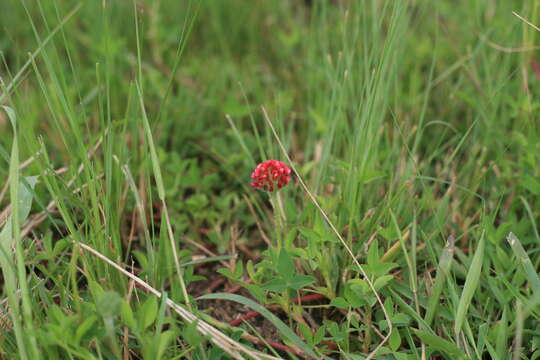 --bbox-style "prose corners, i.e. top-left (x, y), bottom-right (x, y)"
top-left (229, 311), bottom-right (260, 326)
top-left (292, 293), bottom-right (325, 304)
top-left (264, 340), bottom-right (315, 360)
